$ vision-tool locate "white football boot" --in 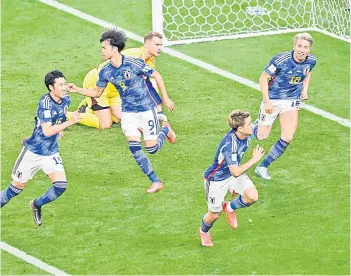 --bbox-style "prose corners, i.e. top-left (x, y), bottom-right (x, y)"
top-left (255, 166), bottom-right (271, 180)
